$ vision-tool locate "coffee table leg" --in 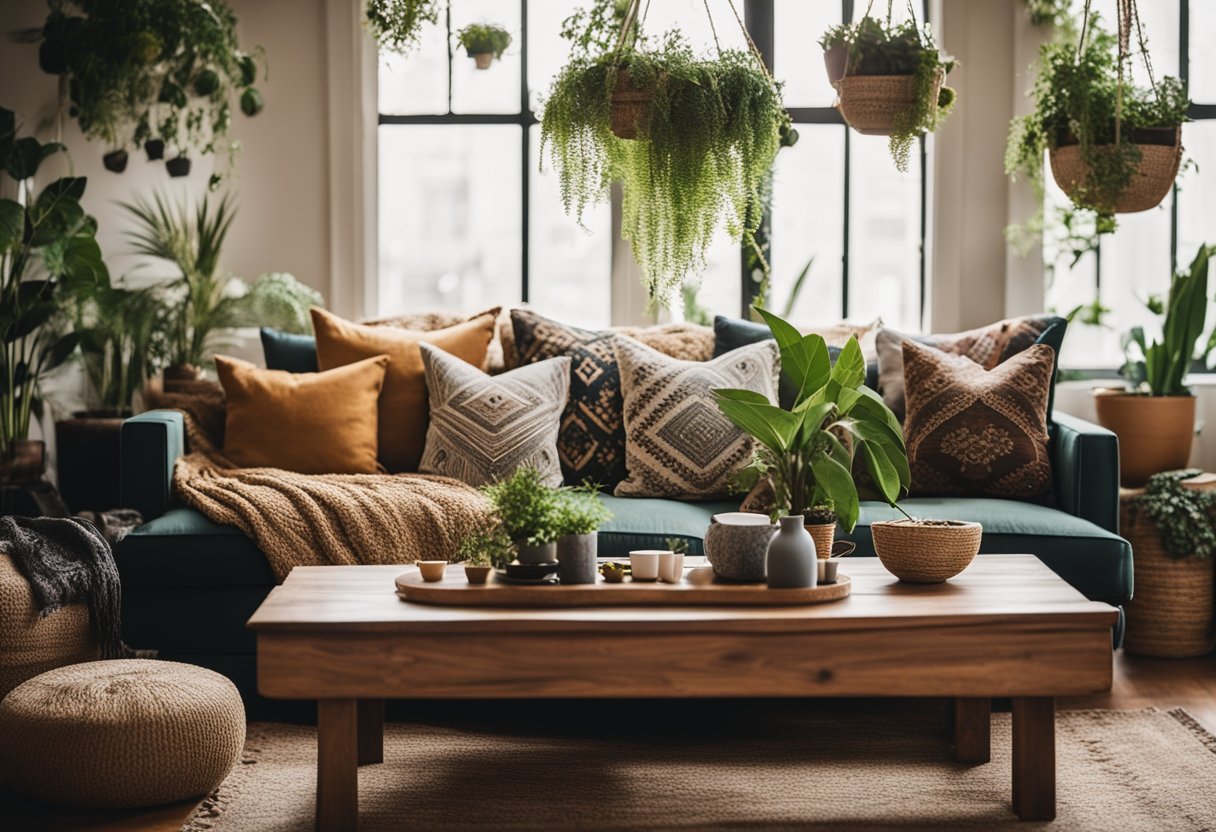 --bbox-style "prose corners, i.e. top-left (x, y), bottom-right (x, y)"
top-left (954, 698), bottom-right (991, 764)
top-left (317, 698), bottom-right (358, 832)
top-left (358, 698), bottom-right (385, 765)
top-left (1012, 697), bottom-right (1055, 821)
